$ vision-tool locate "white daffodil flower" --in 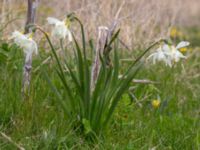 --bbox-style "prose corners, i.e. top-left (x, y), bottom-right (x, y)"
top-left (148, 41), bottom-right (190, 67)
top-left (147, 46), bottom-right (169, 65)
top-left (163, 43), bottom-right (187, 65)
top-left (47, 17), bottom-right (72, 41)
top-left (11, 31), bottom-right (38, 59)
top-left (176, 41), bottom-right (190, 49)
